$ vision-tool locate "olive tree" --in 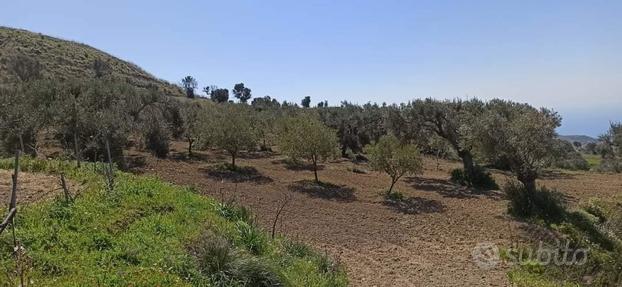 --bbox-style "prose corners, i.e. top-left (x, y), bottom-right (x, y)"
top-left (180, 102), bottom-right (203, 157)
top-left (367, 134), bottom-right (423, 195)
top-left (403, 98), bottom-right (484, 182)
top-left (206, 104), bottom-right (257, 168)
top-left (598, 122), bottom-right (622, 172)
top-left (277, 115), bottom-right (338, 183)
top-left (474, 99), bottom-right (561, 193)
